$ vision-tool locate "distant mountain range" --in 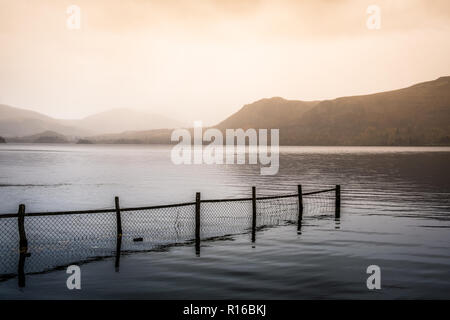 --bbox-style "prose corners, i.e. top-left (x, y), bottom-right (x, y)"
top-left (1, 76), bottom-right (449, 145)
top-left (0, 106), bottom-right (185, 138)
